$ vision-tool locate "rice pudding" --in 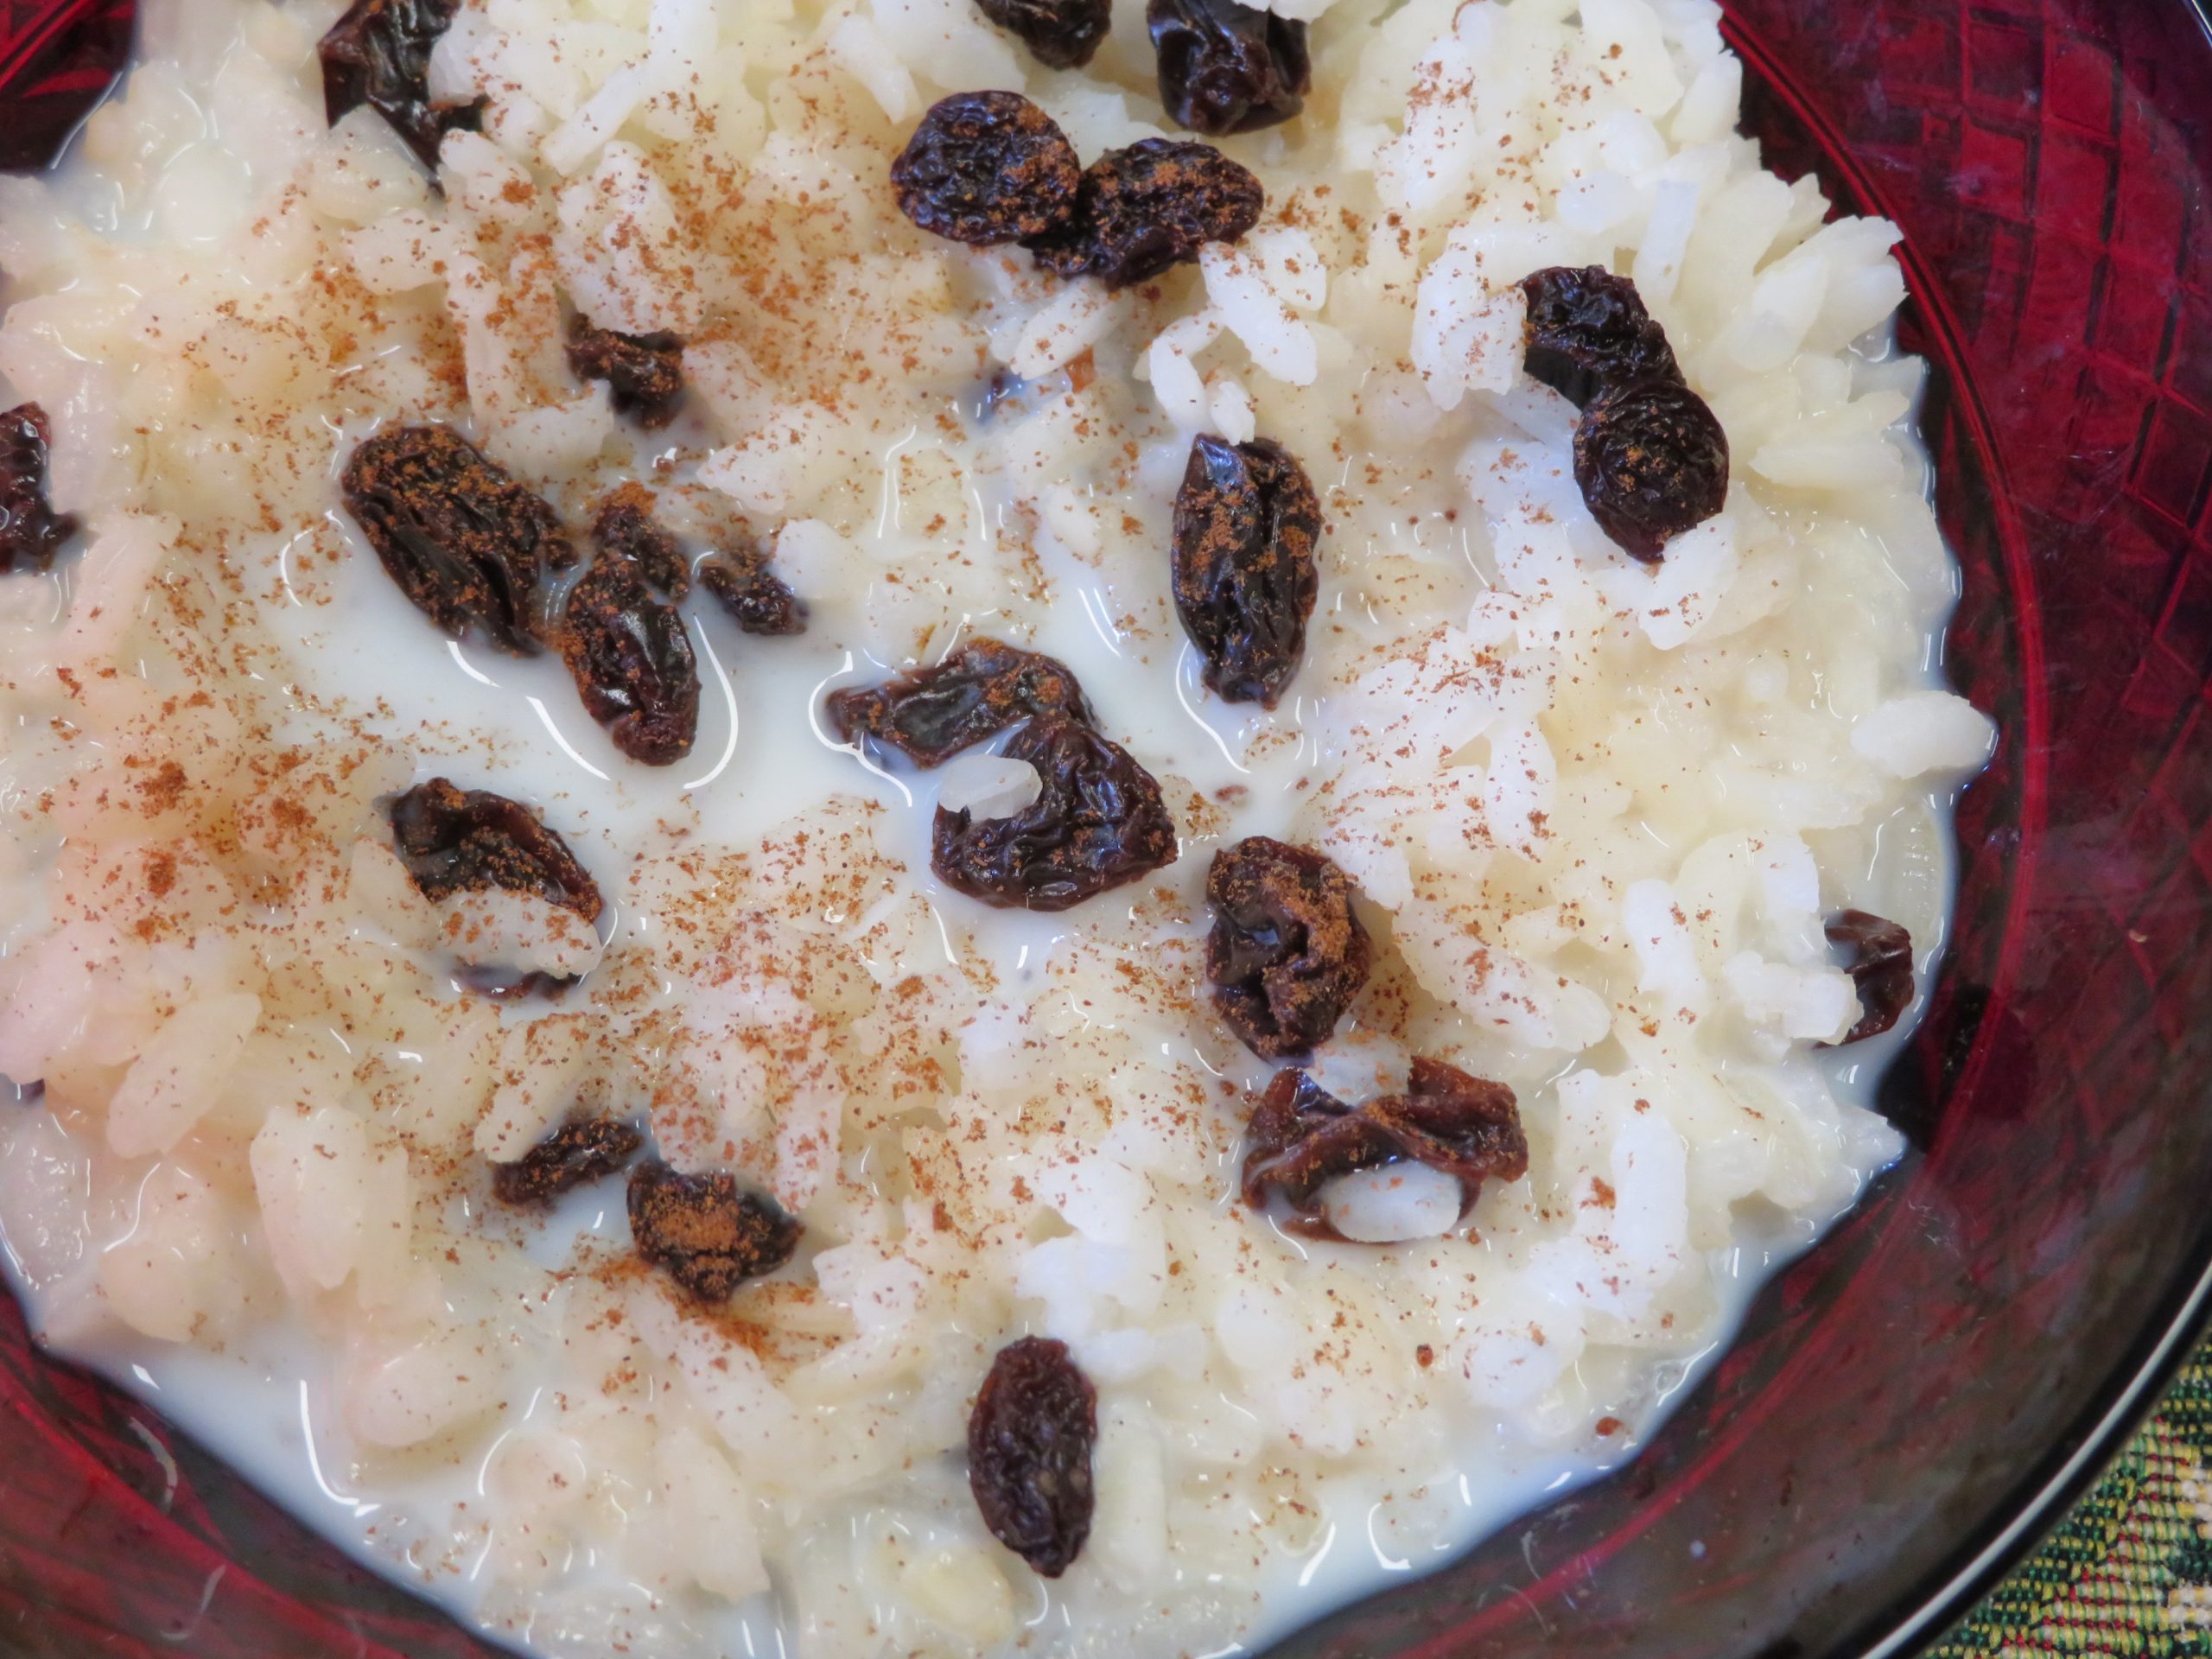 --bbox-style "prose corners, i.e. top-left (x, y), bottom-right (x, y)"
top-left (0, 0), bottom-right (1994, 1655)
